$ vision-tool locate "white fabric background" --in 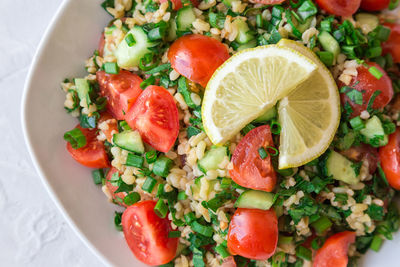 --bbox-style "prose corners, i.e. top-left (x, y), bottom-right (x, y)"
top-left (0, 0), bottom-right (105, 266)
